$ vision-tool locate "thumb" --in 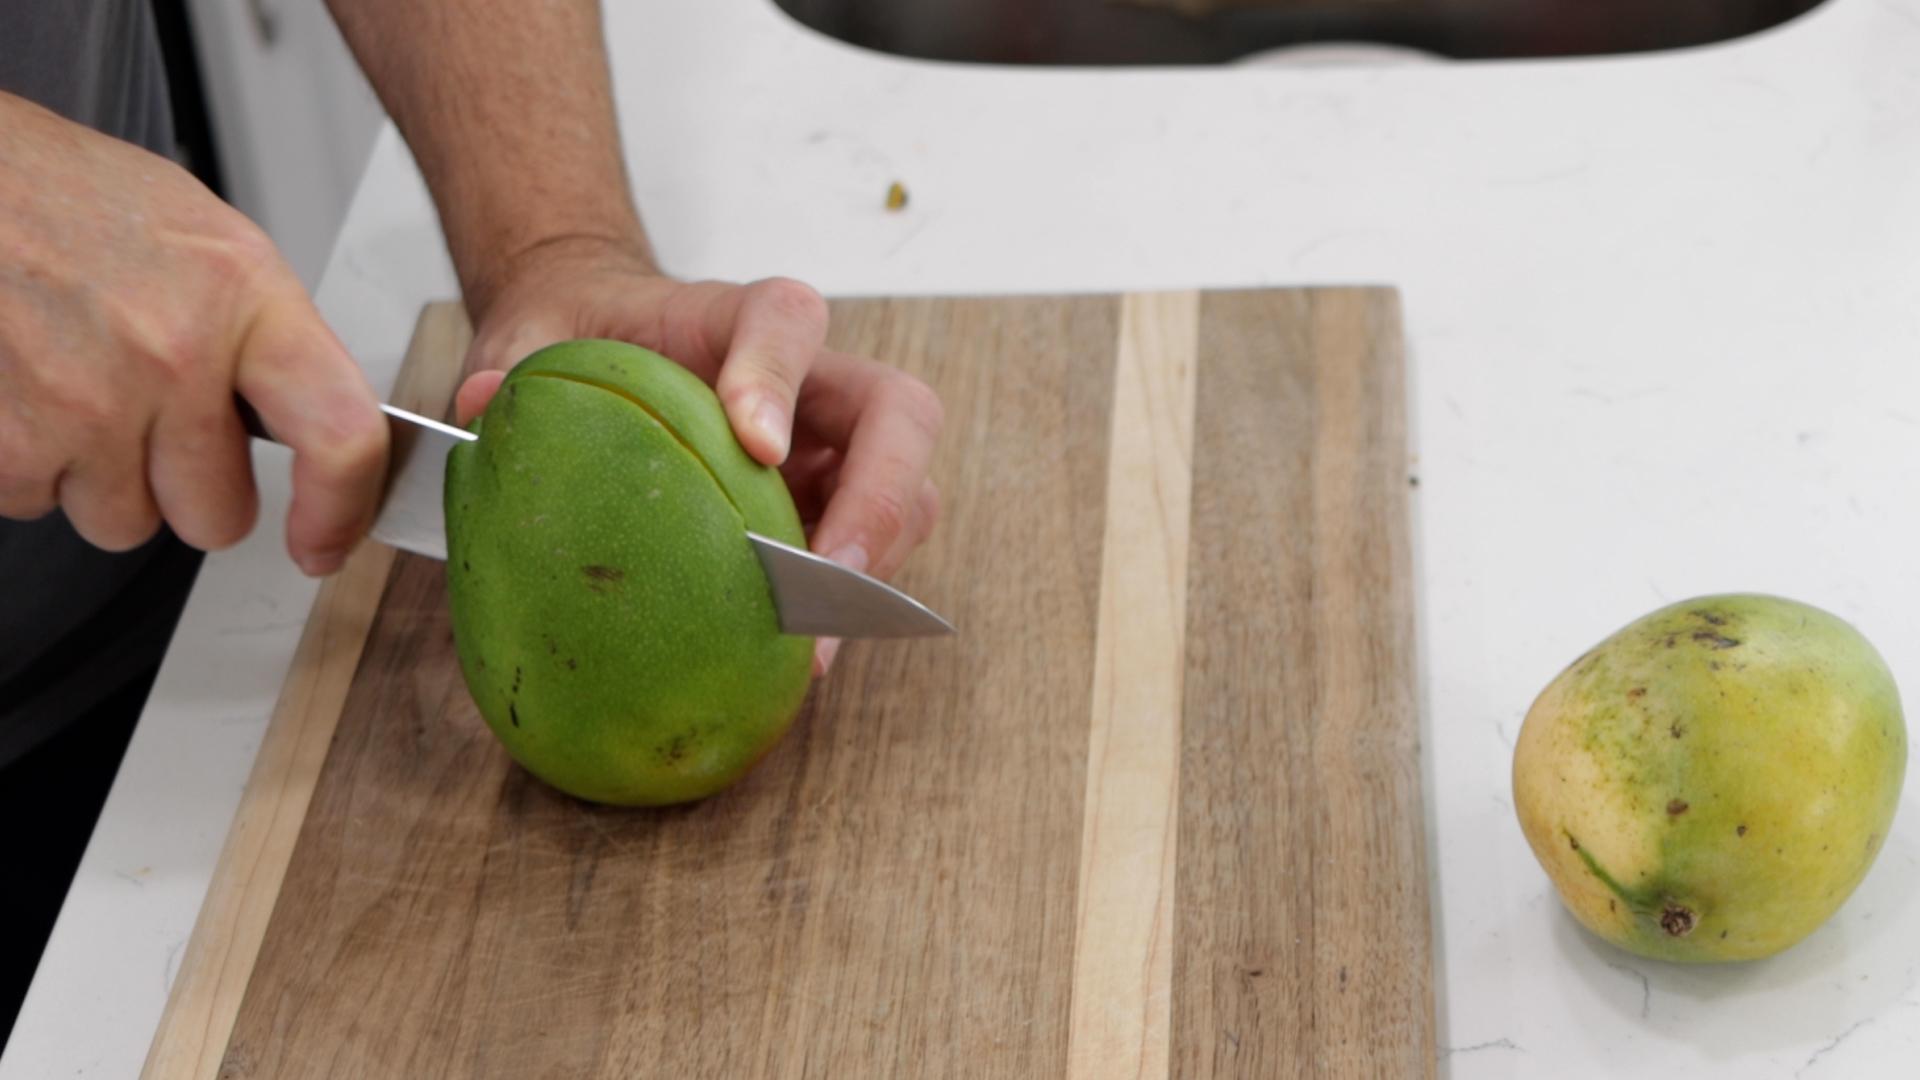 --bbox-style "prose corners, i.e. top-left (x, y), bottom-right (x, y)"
top-left (467, 312), bottom-right (572, 376)
top-left (455, 370), bottom-right (508, 427)
top-left (459, 313), bottom-right (570, 426)
top-left (234, 294), bottom-right (389, 576)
